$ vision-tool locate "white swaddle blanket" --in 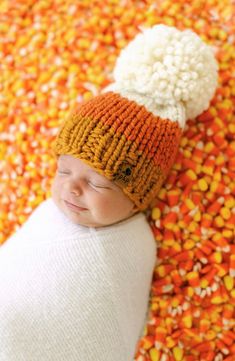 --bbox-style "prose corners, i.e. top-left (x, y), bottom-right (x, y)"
top-left (0, 198), bottom-right (157, 361)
